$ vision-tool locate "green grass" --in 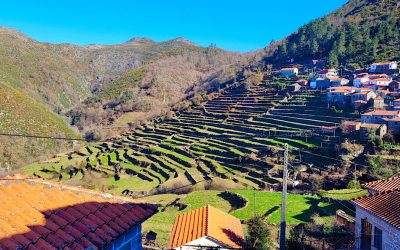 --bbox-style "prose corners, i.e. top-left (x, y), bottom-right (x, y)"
top-left (318, 189), bottom-right (368, 200)
top-left (231, 190), bottom-right (332, 225)
top-left (151, 146), bottom-right (194, 163)
top-left (138, 190), bottom-right (232, 247)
